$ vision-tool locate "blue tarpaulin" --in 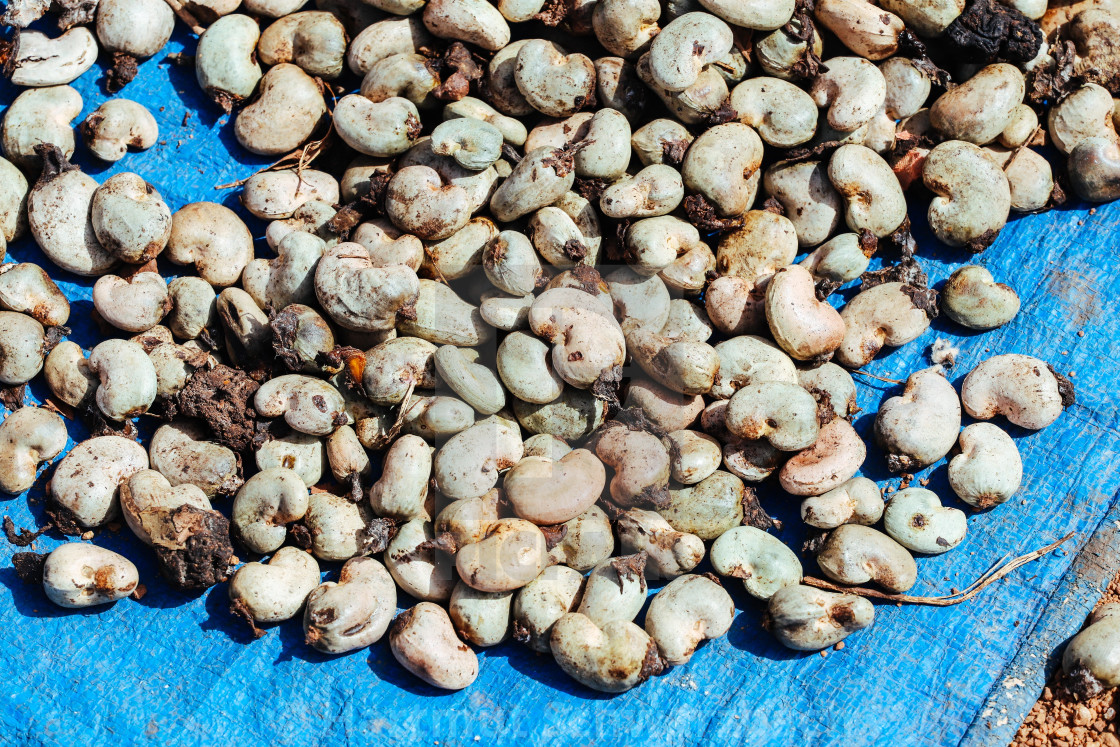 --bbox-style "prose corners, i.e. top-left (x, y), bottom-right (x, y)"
top-left (1, 20), bottom-right (1119, 747)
